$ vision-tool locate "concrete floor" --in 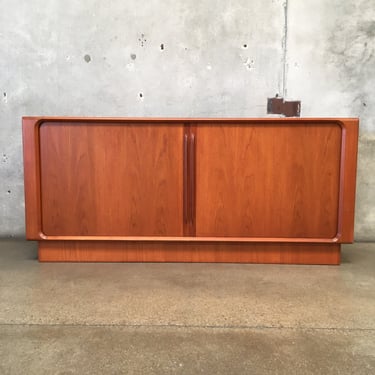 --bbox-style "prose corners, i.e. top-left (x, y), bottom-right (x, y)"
top-left (0, 241), bottom-right (374, 374)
